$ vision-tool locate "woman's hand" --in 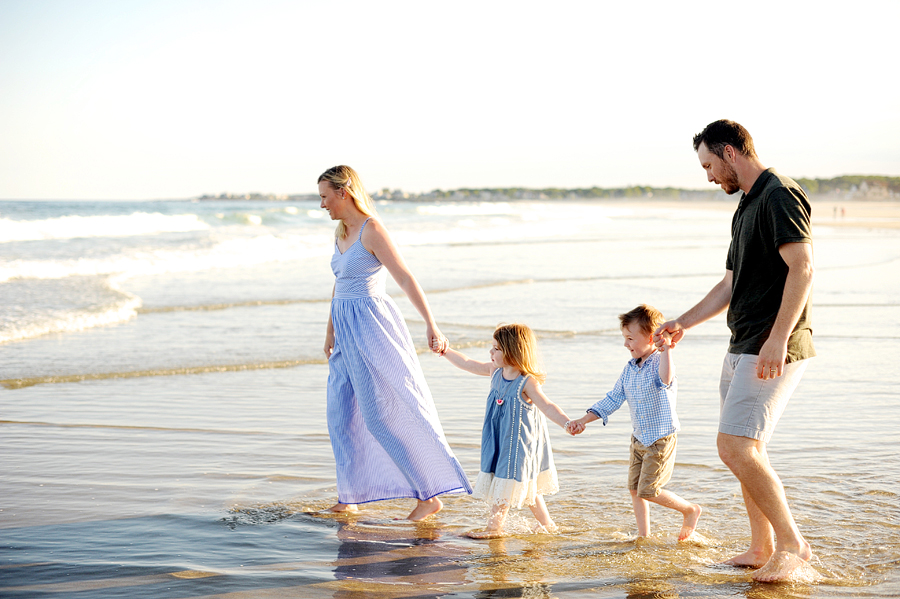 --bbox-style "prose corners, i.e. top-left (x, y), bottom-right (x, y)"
top-left (426, 325), bottom-right (448, 355)
top-left (324, 331), bottom-right (335, 358)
